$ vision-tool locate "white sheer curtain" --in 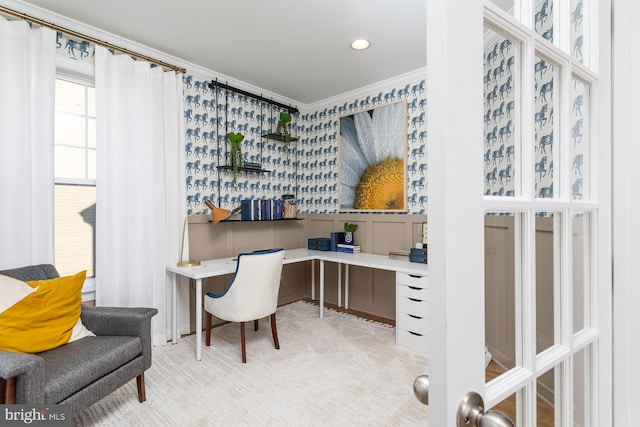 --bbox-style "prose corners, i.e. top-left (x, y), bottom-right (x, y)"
top-left (0, 18), bottom-right (56, 269)
top-left (95, 46), bottom-right (185, 346)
